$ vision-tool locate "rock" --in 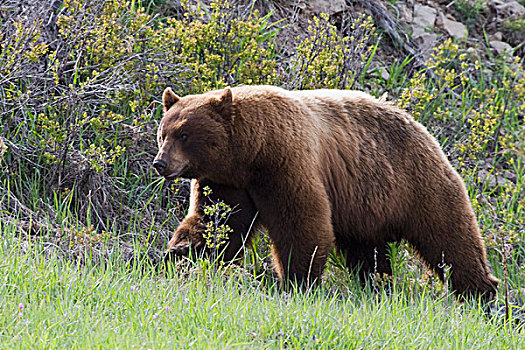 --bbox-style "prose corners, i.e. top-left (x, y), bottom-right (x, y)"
top-left (490, 40), bottom-right (514, 55)
top-left (482, 68), bottom-right (493, 79)
top-left (413, 4), bottom-right (437, 29)
top-left (488, 32), bottom-right (503, 41)
top-left (396, 2), bottom-right (413, 23)
top-left (308, 0), bottom-right (347, 15)
top-left (491, 0), bottom-right (525, 19)
top-left (503, 171), bottom-right (517, 183)
top-left (412, 4), bottom-right (437, 39)
top-left (478, 170), bottom-right (498, 189)
top-left (441, 14), bottom-right (468, 39)
top-left (478, 169), bottom-right (514, 189)
top-left (415, 32), bottom-right (438, 53)
top-left (380, 68), bottom-right (390, 81)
